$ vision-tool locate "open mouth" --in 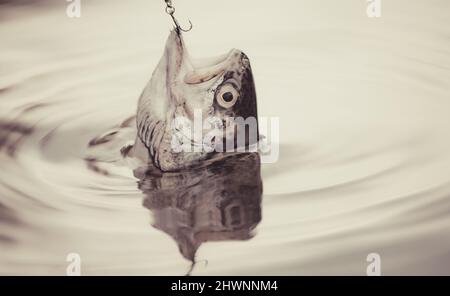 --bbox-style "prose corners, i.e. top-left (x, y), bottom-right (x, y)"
top-left (184, 49), bottom-right (241, 85)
